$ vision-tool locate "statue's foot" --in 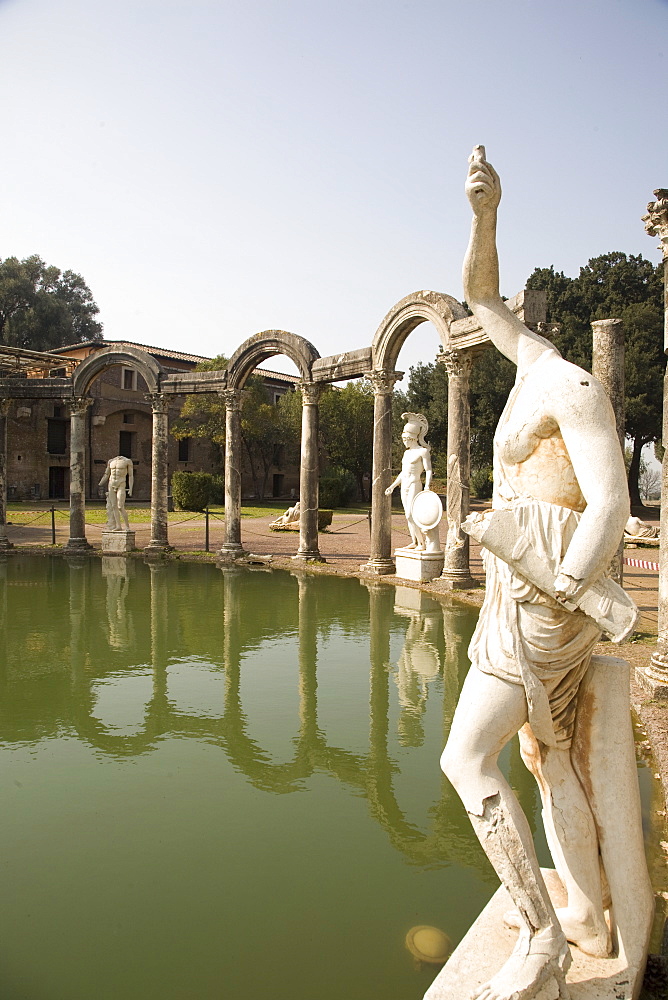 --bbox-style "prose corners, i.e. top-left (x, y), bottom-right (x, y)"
top-left (504, 907), bottom-right (611, 959)
top-left (472, 928), bottom-right (571, 1000)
